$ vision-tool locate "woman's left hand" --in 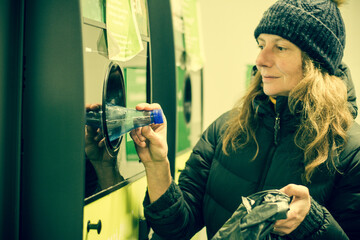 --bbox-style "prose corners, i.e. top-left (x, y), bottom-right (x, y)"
top-left (273, 184), bottom-right (311, 236)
